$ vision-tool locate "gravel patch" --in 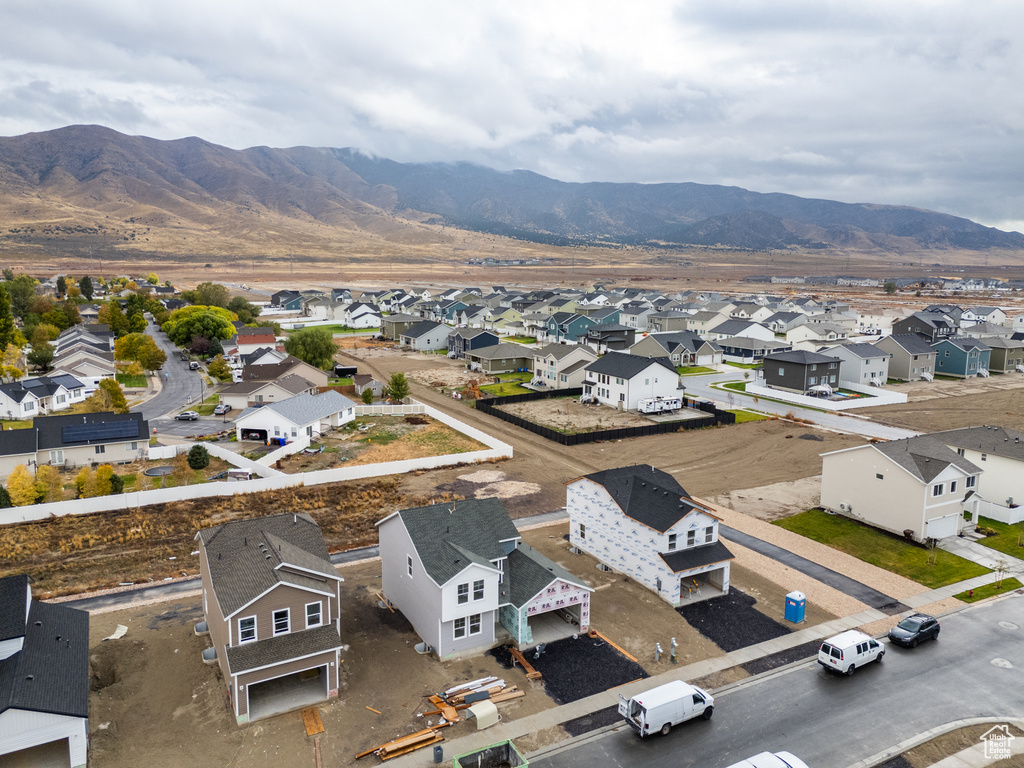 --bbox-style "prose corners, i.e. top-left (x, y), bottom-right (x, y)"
top-left (563, 705), bottom-right (621, 737)
top-left (489, 636), bottom-right (649, 706)
top-left (696, 495), bottom-right (924, 600)
top-left (740, 639), bottom-right (823, 676)
top-left (875, 757), bottom-right (914, 768)
top-left (677, 587), bottom-right (791, 652)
